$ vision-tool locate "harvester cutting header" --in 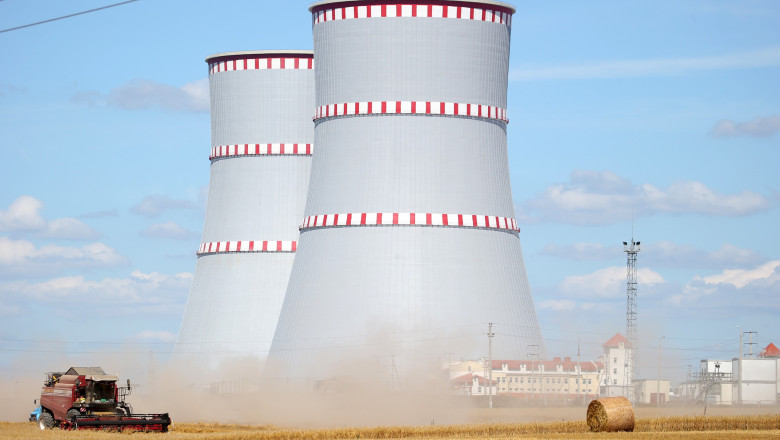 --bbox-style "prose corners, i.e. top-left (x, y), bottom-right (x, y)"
top-left (35, 367), bottom-right (171, 432)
